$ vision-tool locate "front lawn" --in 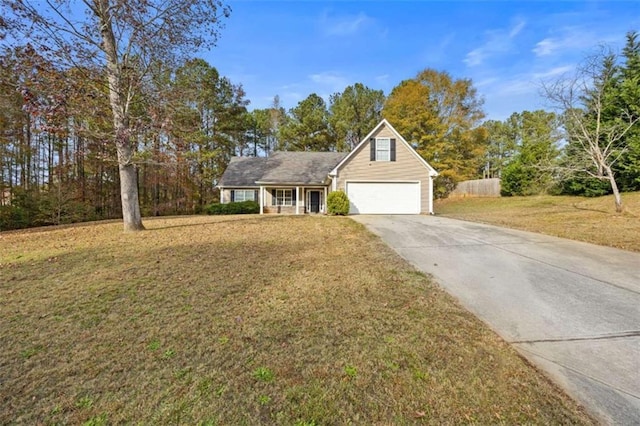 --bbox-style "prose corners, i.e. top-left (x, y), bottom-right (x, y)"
top-left (0, 215), bottom-right (593, 424)
top-left (436, 192), bottom-right (640, 252)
